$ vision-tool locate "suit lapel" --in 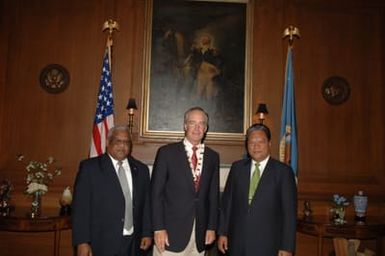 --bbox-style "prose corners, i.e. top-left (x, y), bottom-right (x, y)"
top-left (258, 158), bottom-right (272, 186)
top-left (198, 149), bottom-right (213, 194)
top-left (242, 159), bottom-right (253, 205)
top-left (99, 154), bottom-right (123, 196)
top-left (99, 154), bottom-right (118, 180)
top-left (128, 157), bottom-right (138, 205)
top-left (176, 141), bottom-right (196, 192)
